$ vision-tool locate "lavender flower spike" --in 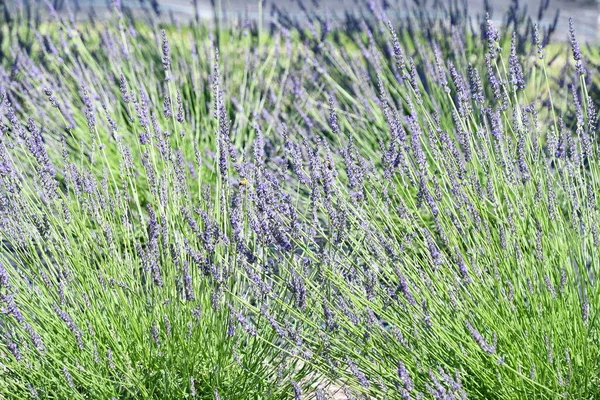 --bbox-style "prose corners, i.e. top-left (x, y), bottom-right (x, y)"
top-left (569, 18), bottom-right (585, 75)
top-left (465, 320), bottom-right (496, 354)
top-left (161, 29), bottom-right (172, 80)
top-left (347, 356), bottom-right (370, 388)
top-left (509, 33), bottom-right (525, 91)
top-left (397, 361), bottom-right (414, 394)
